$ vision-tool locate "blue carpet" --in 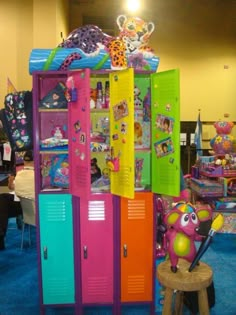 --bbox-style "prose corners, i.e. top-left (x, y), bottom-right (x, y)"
top-left (199, 233), bottom-right (236, 315)
top-left (0, 220), bottom-right (39, 315)
top-left (0, 220), bottom-right (236, 315)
